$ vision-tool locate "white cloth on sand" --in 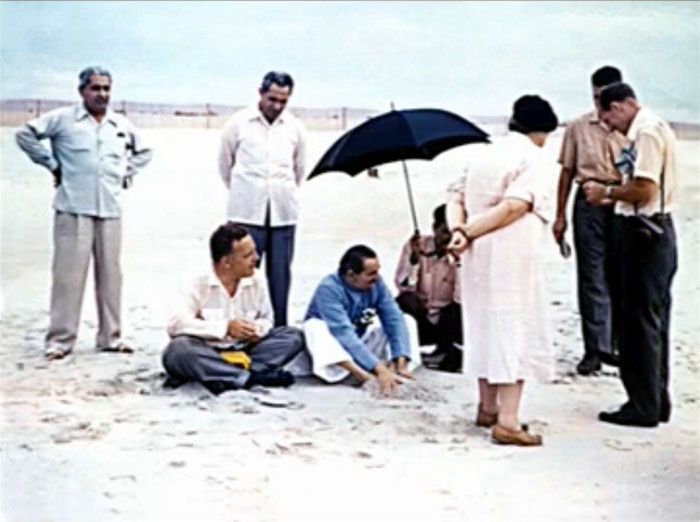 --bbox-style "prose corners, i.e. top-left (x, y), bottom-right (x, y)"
top-left (286, 316), bottom-right (422, 383)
